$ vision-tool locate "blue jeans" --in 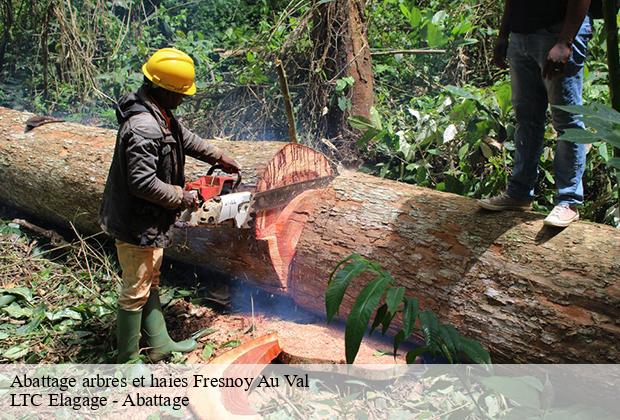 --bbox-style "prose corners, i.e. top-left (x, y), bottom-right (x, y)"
top-left (506, 17), bottom-right (592, 206)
